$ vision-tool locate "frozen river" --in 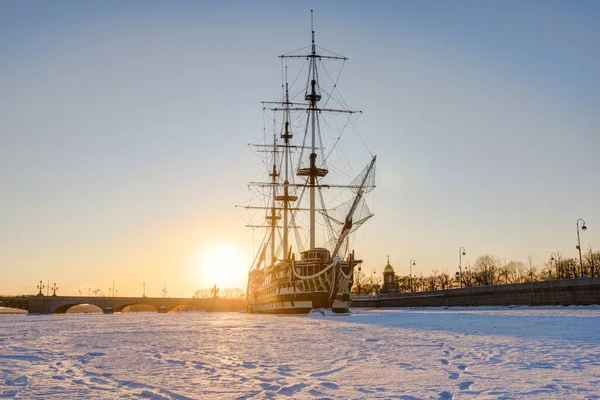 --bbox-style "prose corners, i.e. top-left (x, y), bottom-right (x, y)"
top-left (1, 307), bottom-right (599, 399)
